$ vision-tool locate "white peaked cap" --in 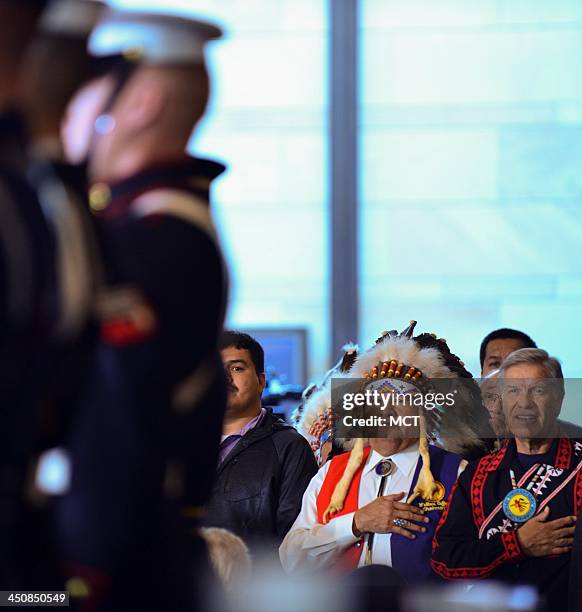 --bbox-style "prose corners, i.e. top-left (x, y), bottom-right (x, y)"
top-left (40, 0), bottom-right (105, 38)
top-left (88, 10), bottom-right (223, 65)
